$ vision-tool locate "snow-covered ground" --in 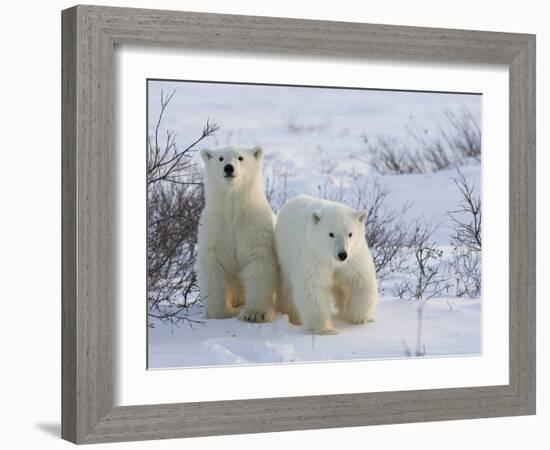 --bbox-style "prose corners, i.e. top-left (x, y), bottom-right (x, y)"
top-left (148, 298), bottom-right (480, 368)
top-left (147, 80), bottom-right (482, 368)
